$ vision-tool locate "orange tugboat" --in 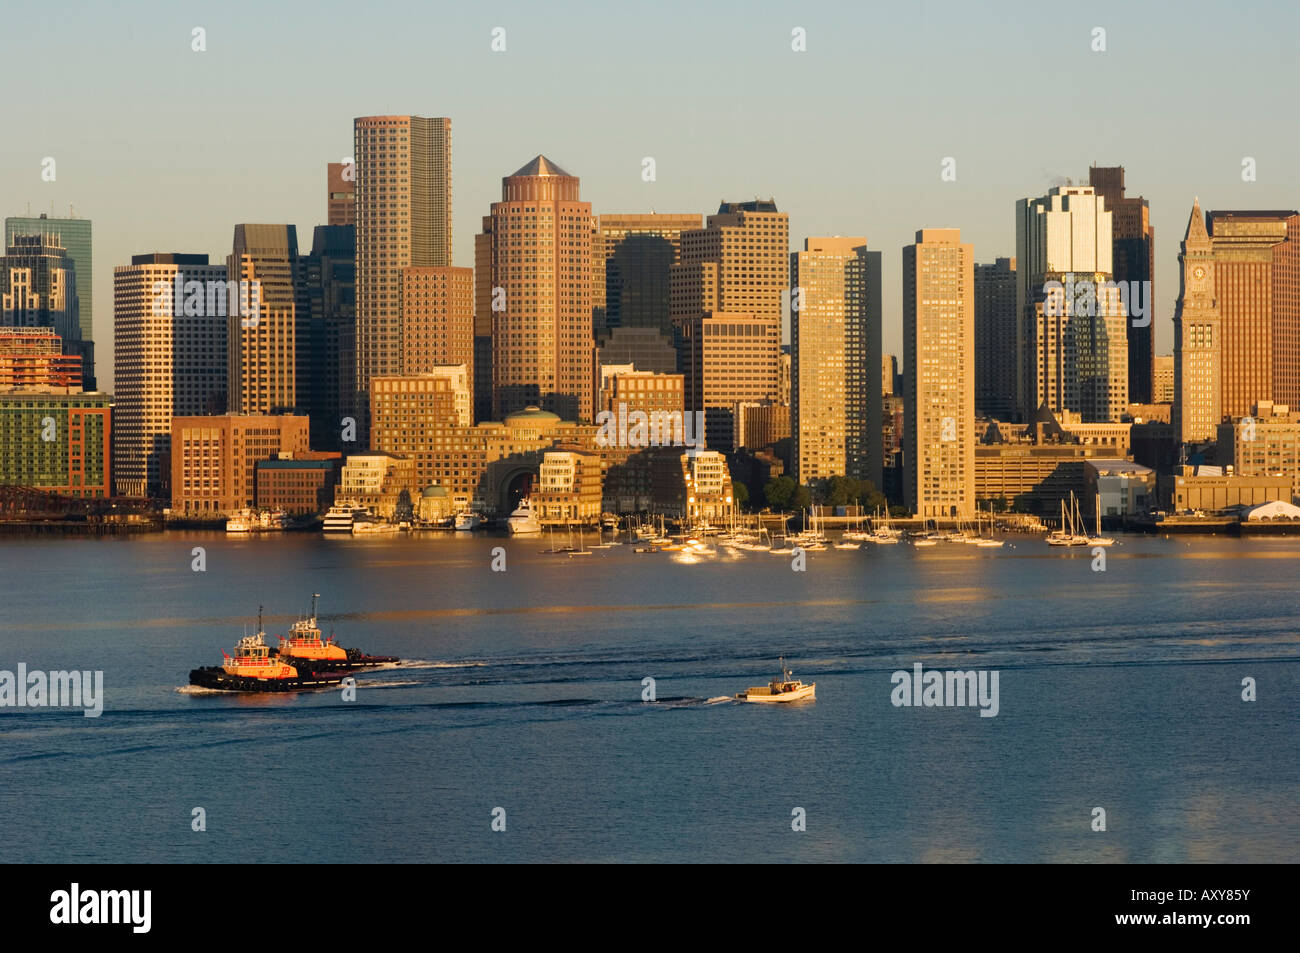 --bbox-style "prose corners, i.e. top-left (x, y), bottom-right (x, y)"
top-left (189, 621), bottom-right (347, 692)
top-left (271, 594), bottom-right (398, 672)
